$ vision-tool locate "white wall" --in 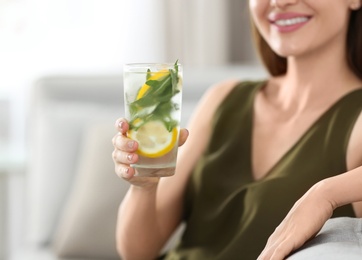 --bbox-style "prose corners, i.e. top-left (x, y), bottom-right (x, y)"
top-left (0, 0), bottom-right (126, 155)
top-left (122, 0), bottom-right (231, 66)
top-left (0, 0), bottom-right (238, 151)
